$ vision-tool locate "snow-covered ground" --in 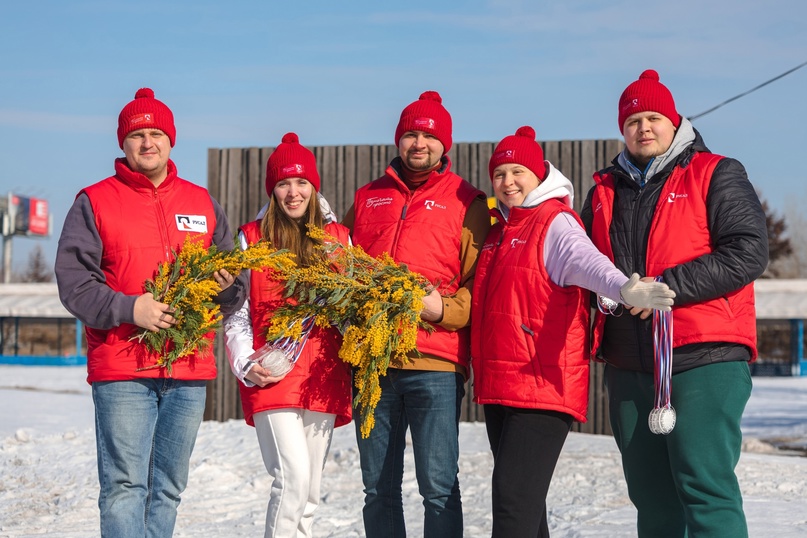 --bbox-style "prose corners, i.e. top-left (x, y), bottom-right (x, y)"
top-left (1, 365), bottom-right (806, 537)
